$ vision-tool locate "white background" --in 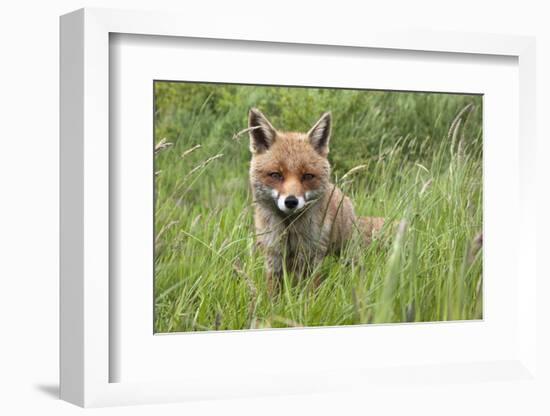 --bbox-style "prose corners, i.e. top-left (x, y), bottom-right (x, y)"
top-left (1, 1), bottom-right (548, 415)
